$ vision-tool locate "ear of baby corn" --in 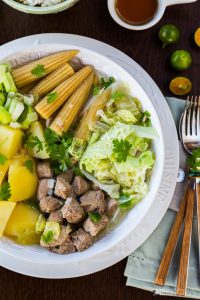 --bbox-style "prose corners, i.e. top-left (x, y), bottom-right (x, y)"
top-left (50, 73), bottom-right (94, 136)
top-left (11, 50), bottom-right (79, 88)
top-left (30, 63), bottom-right (75, 99)
top-left (35, 66), bottom-right (93, 120)
top-left (19, 80), bottom-right (41, 94)
top-left (75, 88), bottom-right (111, 141)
